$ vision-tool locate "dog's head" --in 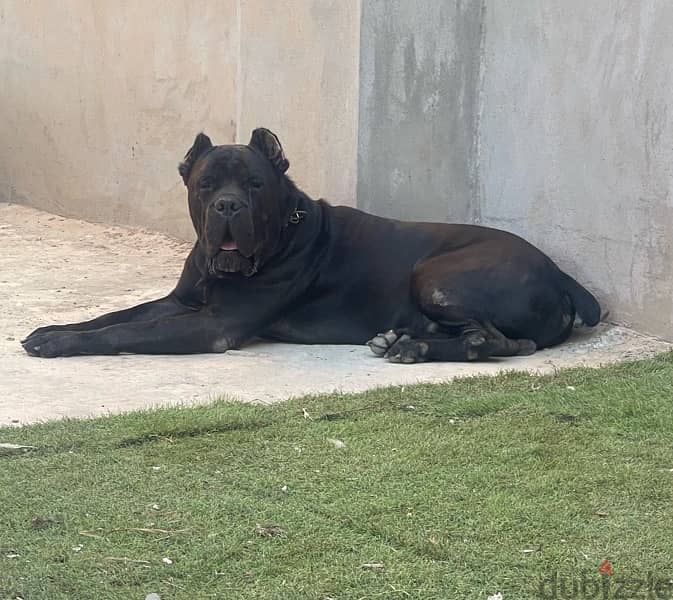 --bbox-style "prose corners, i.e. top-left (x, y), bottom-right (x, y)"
top-left (178, 128), bottom-right (295, 277)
